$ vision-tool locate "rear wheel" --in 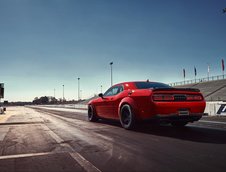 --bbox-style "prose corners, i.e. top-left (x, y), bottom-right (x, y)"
top-left (171, 121), bottom-right (188, 127)
top-left (120, 104), bottom-right (136, 130)
top-left (88, 105), bottom-right (98, 122)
